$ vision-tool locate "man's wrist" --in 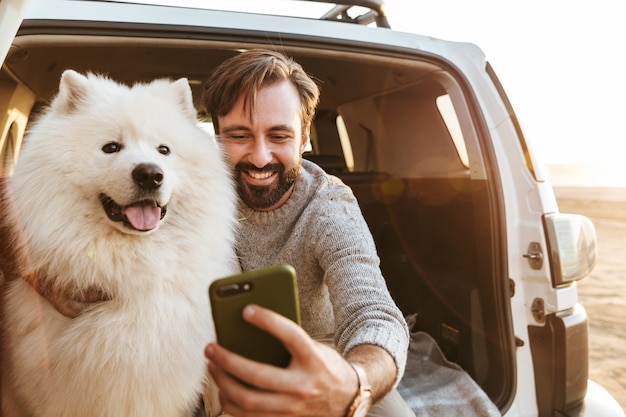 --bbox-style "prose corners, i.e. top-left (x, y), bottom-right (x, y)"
top-left (345, 343), bottom-right (398, 402)
top-left (344, 363), bottom-right (372, 417)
